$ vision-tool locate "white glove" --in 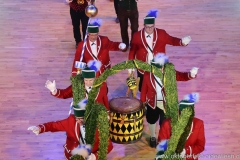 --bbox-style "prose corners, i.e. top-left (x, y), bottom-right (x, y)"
top-left (180, 149), bottom-right (186, 158)
top-left (87, 153), bottom-right (96, 160)
top-left (190, 67), bottom-right (199, 78)
top-left (66, 0), bottom-right (73, 3)
top-left (27, 126), bottom-right (40, 135)
top-left (128, 69), bottom-right (135, 74)
top-left (181, 36), bottom-right (192, 46)
top-left (45, 80), bottom-right (57, 94)
top-left (119, 43), bottom-right (126, 50)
